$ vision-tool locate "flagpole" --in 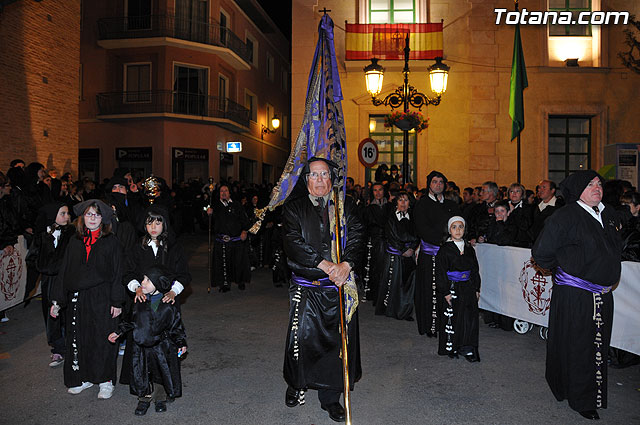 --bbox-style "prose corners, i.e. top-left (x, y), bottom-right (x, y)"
top-left (515, 0), bottom-right (521, 184)
top-left (333, 187), bottom-right (352, 425)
